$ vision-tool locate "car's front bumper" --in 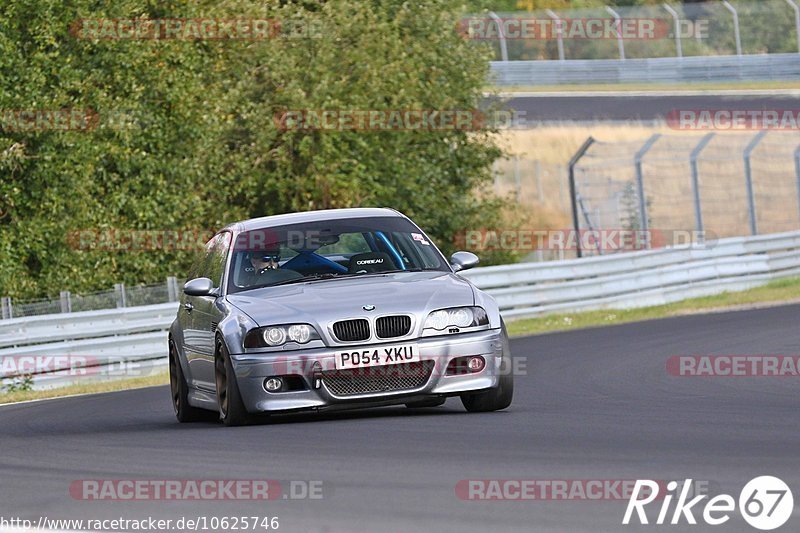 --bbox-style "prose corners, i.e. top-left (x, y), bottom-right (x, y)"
top-left (230, 328), bottom-right (504, 413)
